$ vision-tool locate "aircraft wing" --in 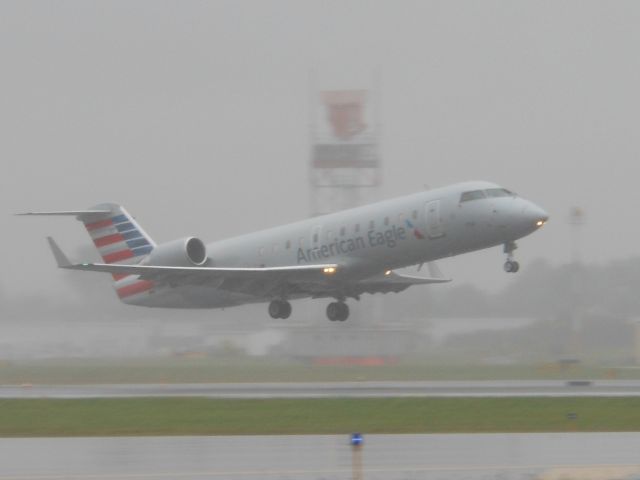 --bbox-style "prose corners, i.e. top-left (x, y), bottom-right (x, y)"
top-left (47, 237), bottom-right (338, 293)
top-left (354, 267), bottom-right (451, 295)
top-left (47, 238), bottom-right (448, 299)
